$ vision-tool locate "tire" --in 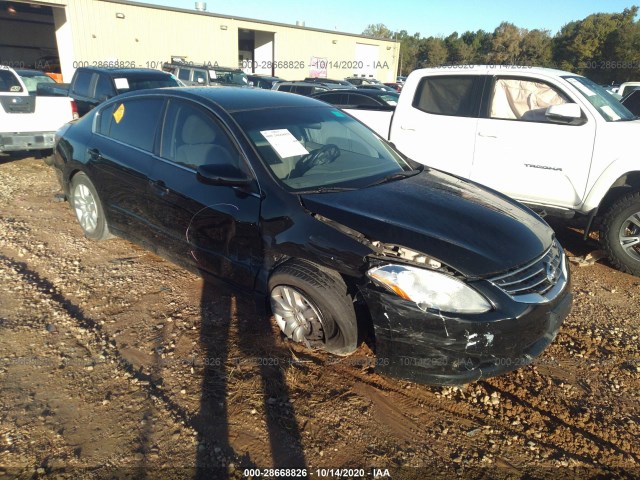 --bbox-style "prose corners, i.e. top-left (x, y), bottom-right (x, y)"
top-left (600, 190), bottom-right (640, 276)
top-left (268, 260), bottom-right (358, 355)
top-left (69, 172), bottom-right (111, 240)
